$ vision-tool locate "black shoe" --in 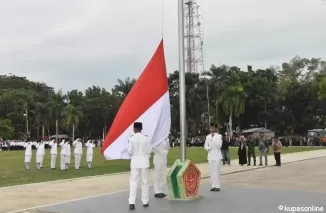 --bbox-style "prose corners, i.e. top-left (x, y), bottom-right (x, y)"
top-left (210, 188), bottom-right (215, 191)
top-left (247, 164), bottom-right (251, 166)
top-left (160, 193), bottom-right (166, 198)
top-left (259, 164), bottom-right (263, 166)
top-left (214, 188), bottom-right (220, 191)
top-left (143, 204), bottom-right (149, 208)
top-left (129, 204), bottom-right (135, 210)
top-left (154, 193), bottom-right (164, 198)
